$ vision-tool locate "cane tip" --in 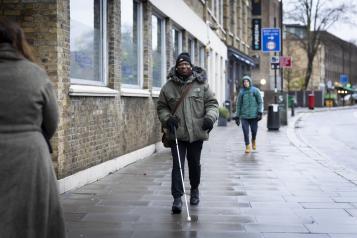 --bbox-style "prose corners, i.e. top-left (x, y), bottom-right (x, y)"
top-left (187, 216), bottom-right (191, 222)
